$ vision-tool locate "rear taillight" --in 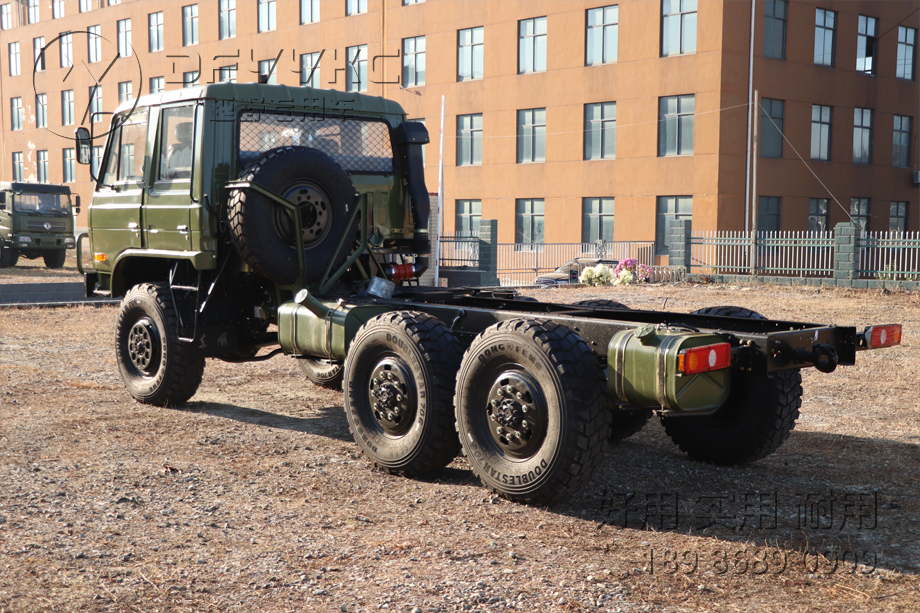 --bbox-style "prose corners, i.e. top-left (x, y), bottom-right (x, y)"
top-left (864, 324), bottom-right (902, 349)
top-left (678, 343), bottom-right (732, 375)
